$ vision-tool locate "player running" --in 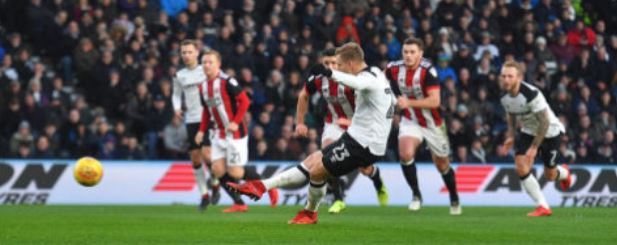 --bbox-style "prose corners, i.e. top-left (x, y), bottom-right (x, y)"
top-left (385, 38), bottom-right (461, 215)
top-left (172, 39), bottom-right (219, 211)
top-left (194, 50), bottom-right (278, 213)
top-left (499, 61), bottom-right (572, 217)
top-left (229, 42), bottom-right (395, 224)
top-left (296, 48), bottom-right (388, 214)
